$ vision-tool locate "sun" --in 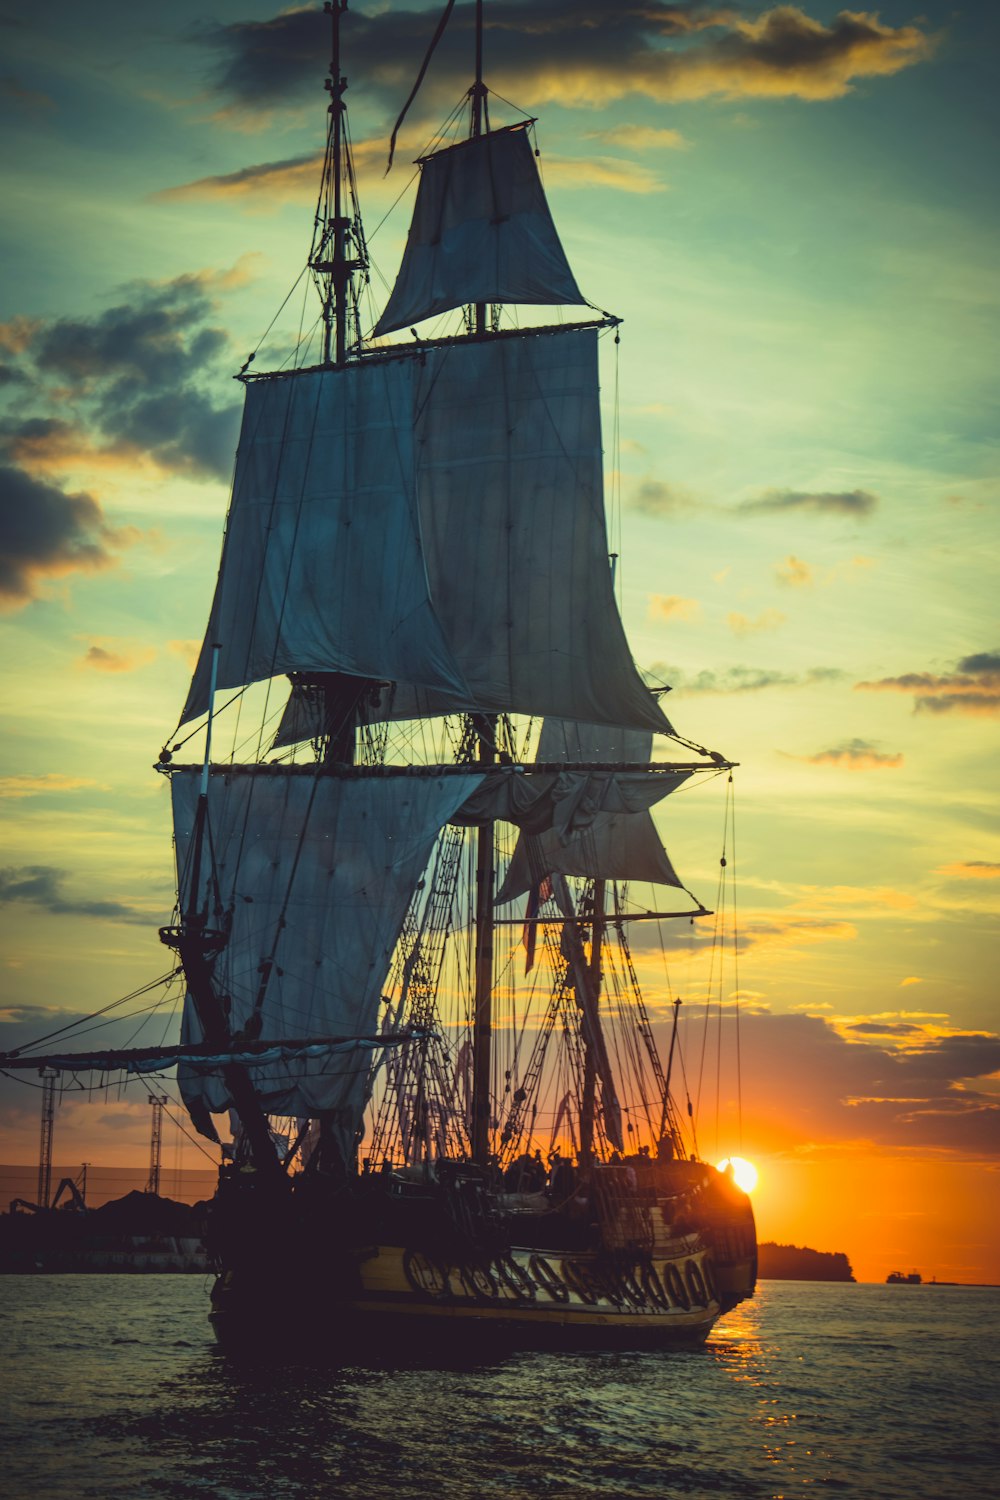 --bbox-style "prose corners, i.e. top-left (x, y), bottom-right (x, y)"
top-left (716, 1156), bottom-right (759, 1194)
